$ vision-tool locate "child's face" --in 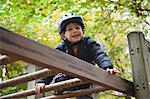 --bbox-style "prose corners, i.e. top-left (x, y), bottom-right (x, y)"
top-left (62, 22), bottom-right (84, 44)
